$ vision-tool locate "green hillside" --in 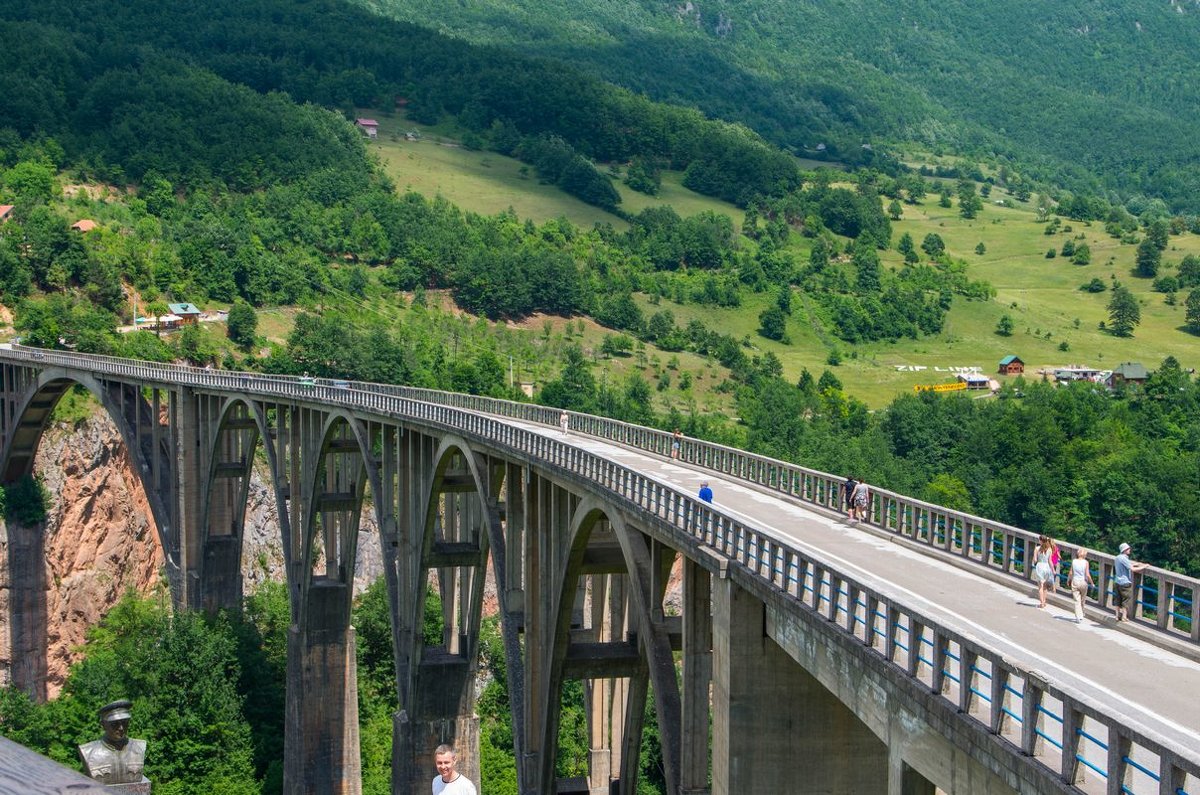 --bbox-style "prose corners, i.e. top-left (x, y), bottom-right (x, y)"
top-left (360, 0), bottom-right (1200, 212)
top-left (367, 122), bottom-right (1200, 406)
